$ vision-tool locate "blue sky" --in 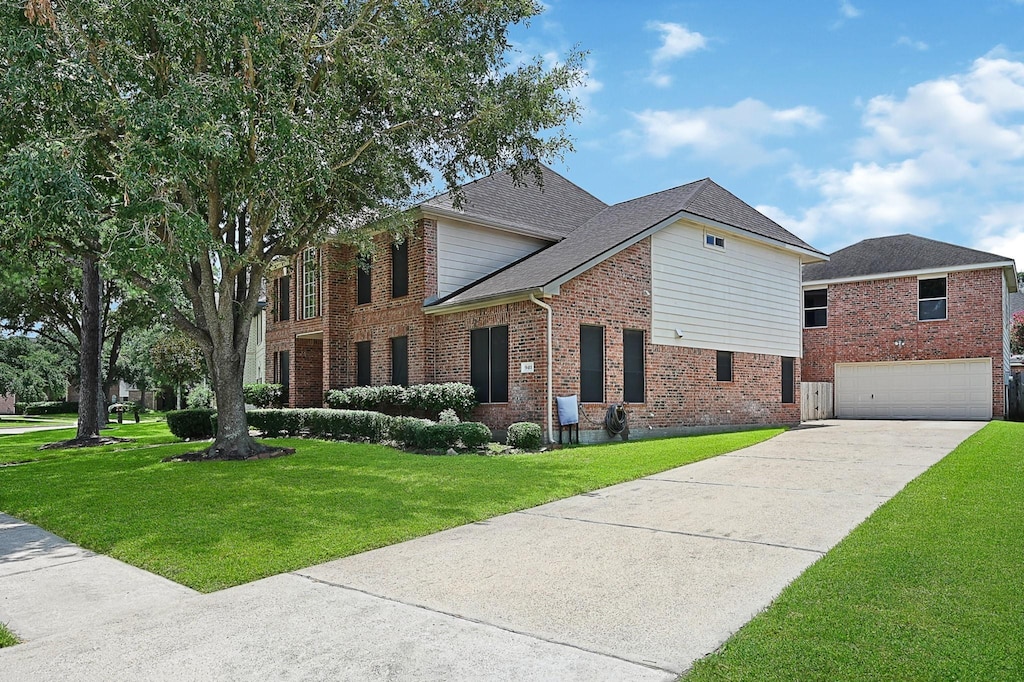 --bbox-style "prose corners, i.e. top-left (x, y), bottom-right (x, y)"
top-left (509, 1), bottom-right (1024, 265)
